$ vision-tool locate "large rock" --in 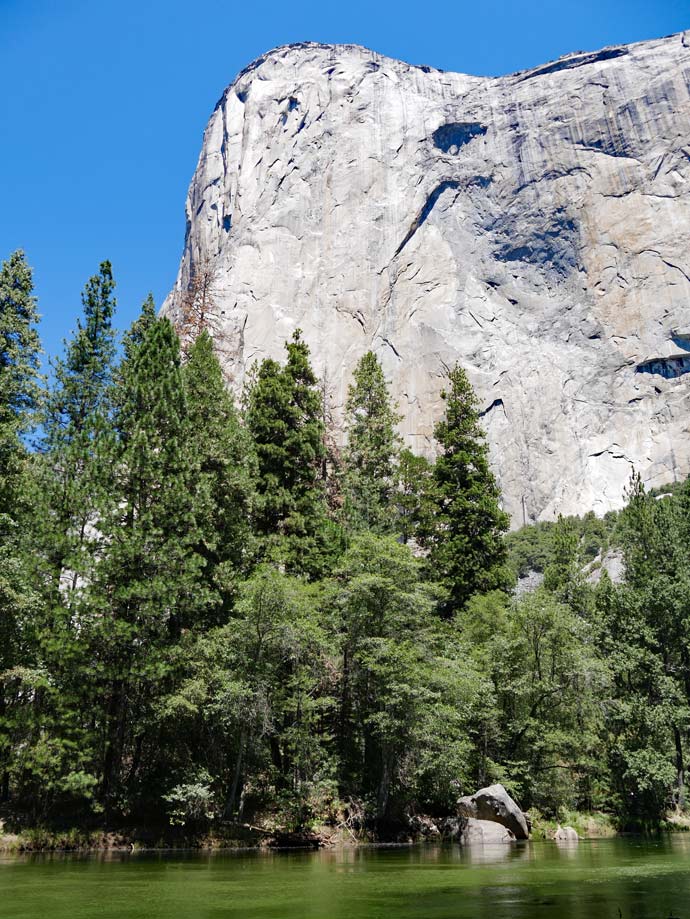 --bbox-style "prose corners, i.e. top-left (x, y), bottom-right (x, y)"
top-left (462, 818), bottom-right (516, 845)
top-left (164, 33), bottom-right (690, 523)
top-left (458, 783), bottom-right (529, 839)
top-left (554, 825), bottom-right (579, 842)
